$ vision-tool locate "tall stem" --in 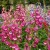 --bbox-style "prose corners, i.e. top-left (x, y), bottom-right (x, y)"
top-left (43, 0), bottom-right (46, 8)
top-left (9, 0), bottom-right (13, 9)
